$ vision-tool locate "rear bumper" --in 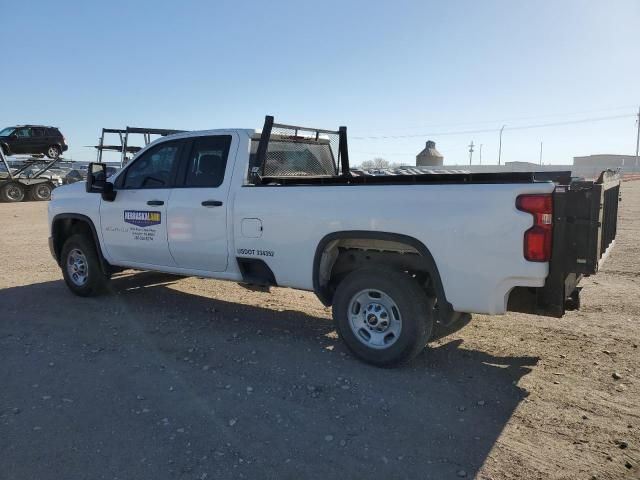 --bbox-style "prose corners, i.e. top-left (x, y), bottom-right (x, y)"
top-left (61, 144), bottom-right (68, 152)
